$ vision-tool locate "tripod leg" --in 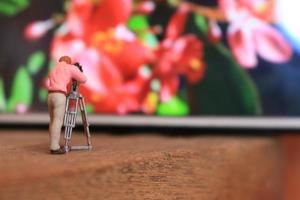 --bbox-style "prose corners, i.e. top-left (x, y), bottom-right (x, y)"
top-left (64, 126), bottom-right (73, 152)
top-left (63, 96), bottom-right (79, 152)
top-left (79, 96), bottom-right (92, 149)
top-left (63, 96), bottom-right (70, 125)
top-left (63, 97), bottom-right (70, 152)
